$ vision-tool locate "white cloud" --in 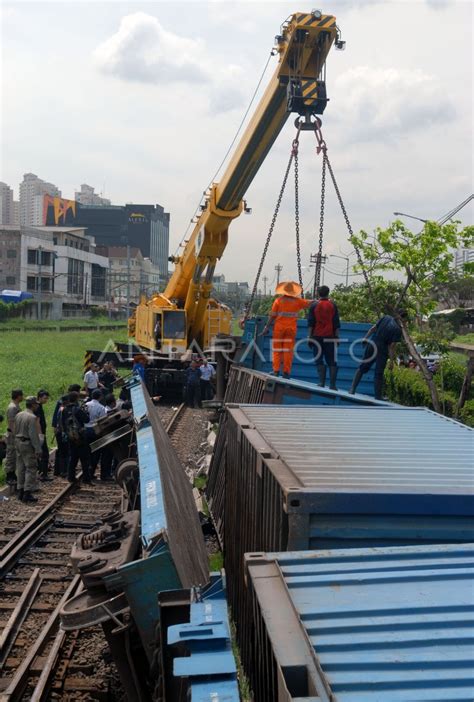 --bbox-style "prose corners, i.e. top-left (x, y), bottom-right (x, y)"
top-left (93, 12), bottom-right (246, 113)
top-left (332, 66), bottom-right (456, 140)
